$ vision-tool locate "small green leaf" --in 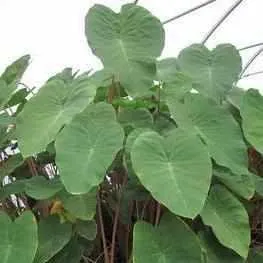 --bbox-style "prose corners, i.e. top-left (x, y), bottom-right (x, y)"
top-left (0, 154), bottom-right (24, 180)
top-left (34, 216), bottom-right (72, 263)
top-left (1, 55), bottom-right (30, 85)
top-left (200, 185), bottom-right (250, 258)
top-left (76, 220), bottom-right (97, 240)
top-left (25, 177), bottom-right (64, 200)
top-left (133, 213), bottom-right (203, 263)
top-left (241, 89), bottom-right (263, 154)
top-left (131, 128), bottom-right (212, 218)
top-left (56, 103), bottom-right (124, 194)
top-left (86, 4), bottom-right (165, 96)
top-left (0, 211), bottom-right (38, 263)
top-left (58, 189), bottom-right (97, 221)
top-left (177, 44), bottom-right (241, 102)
